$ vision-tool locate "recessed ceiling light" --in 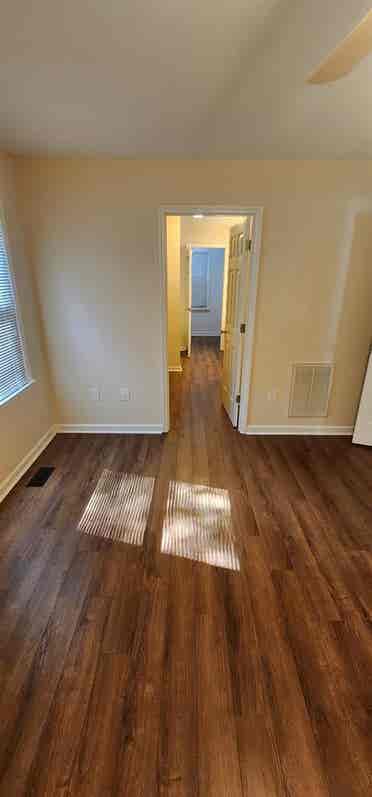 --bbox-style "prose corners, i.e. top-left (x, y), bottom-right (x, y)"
top-left (192, 214), bottom-right (204, 219)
